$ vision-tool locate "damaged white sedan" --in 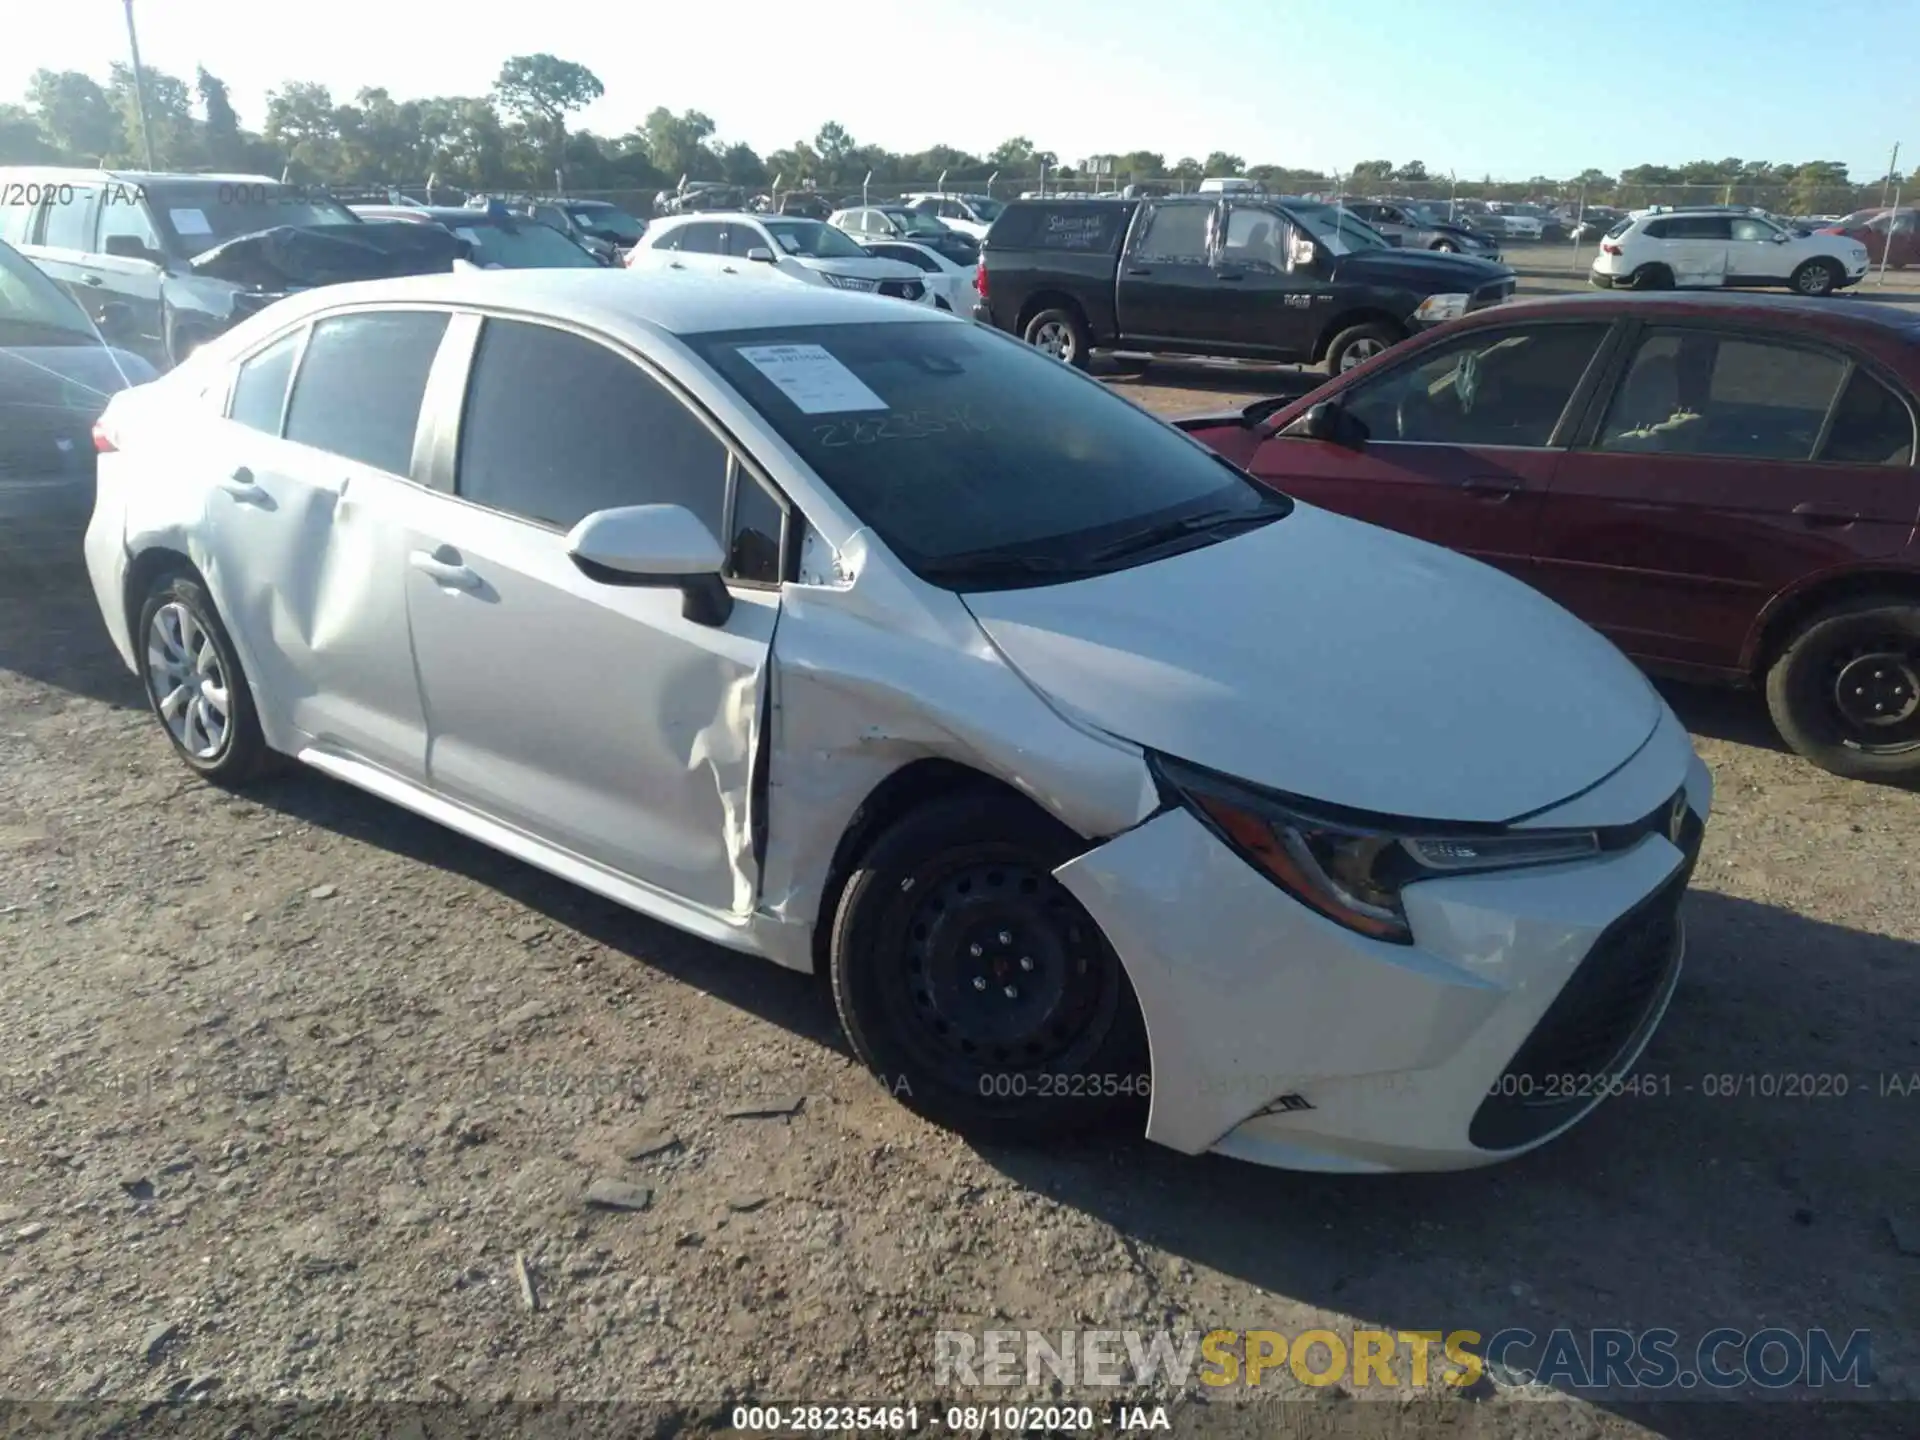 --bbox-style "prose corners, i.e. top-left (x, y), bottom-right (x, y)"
top-left (83, 269), bottom-right (1711, 1173)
